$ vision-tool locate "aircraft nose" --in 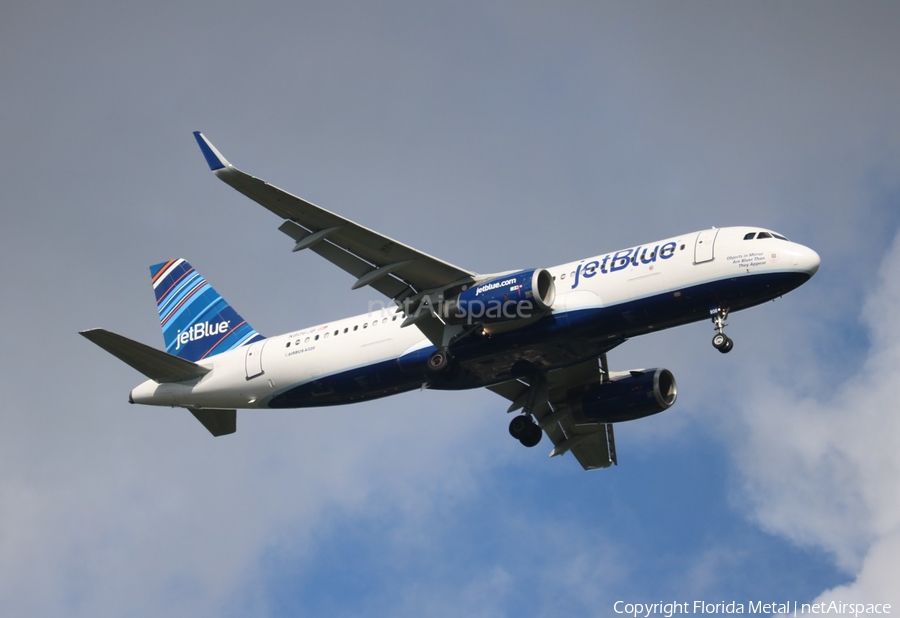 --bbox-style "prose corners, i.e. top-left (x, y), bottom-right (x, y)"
top-left (794, 244), bottom-right (821, 277)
